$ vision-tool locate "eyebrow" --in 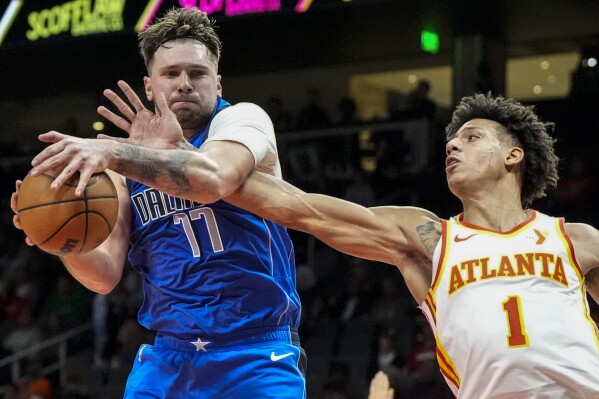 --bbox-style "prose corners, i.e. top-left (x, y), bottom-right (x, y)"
top-left (446, 126), bottom-right (486, 142)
